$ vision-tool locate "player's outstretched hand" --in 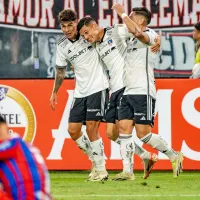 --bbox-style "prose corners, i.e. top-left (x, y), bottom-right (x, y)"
top-left (50, 92), bottom-right (58, 110)
top-left (151, 35), bottom-right (161, 53)
top-left (112, 3), bottom-right (125, 17)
